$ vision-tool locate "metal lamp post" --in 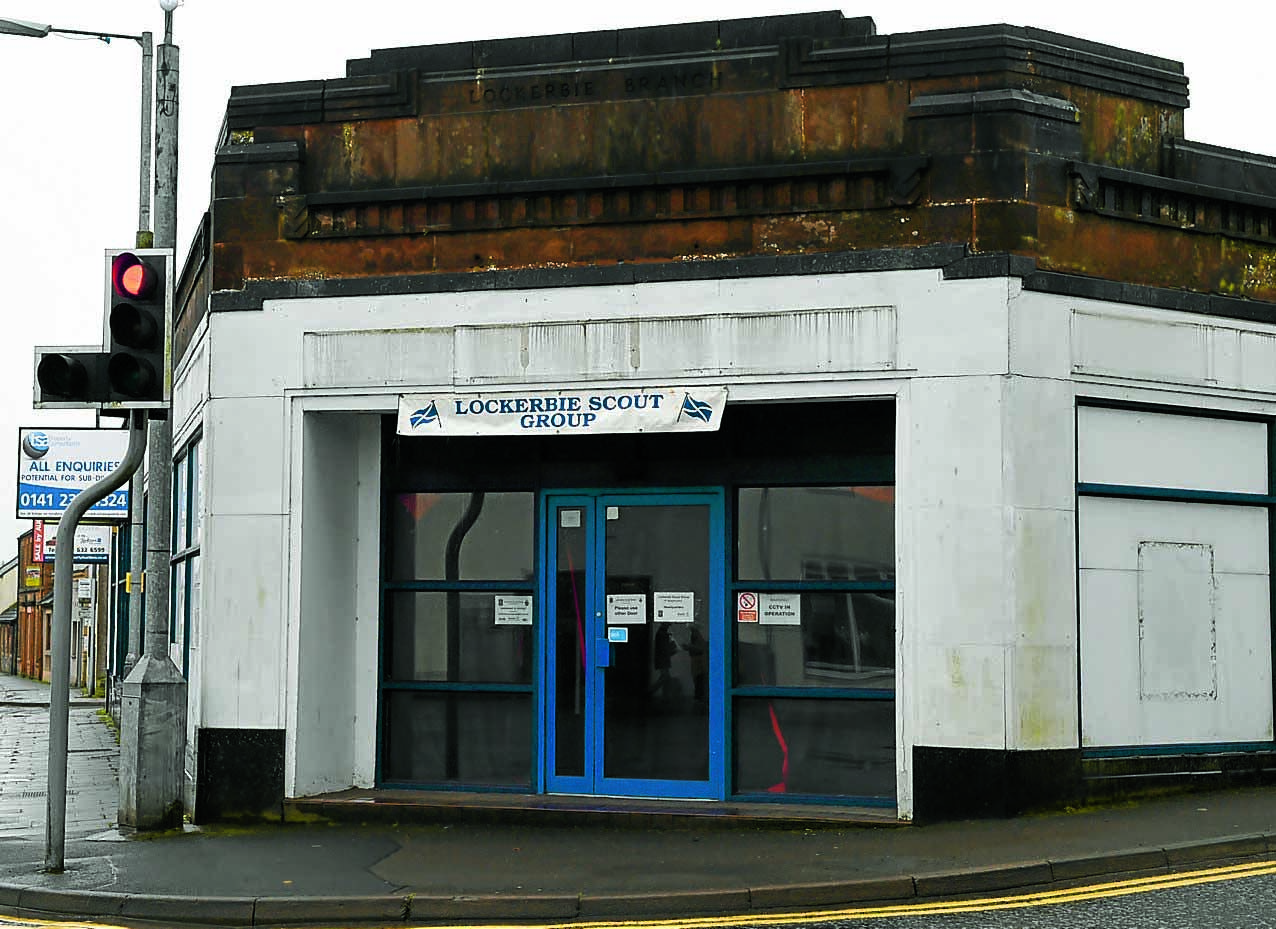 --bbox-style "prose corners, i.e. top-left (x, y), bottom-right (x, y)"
top-left (0, 16), bottom-right (153, 695)
top-left (0, 18), bottom-right (153, 241)
top-left (3, 0), bottom-right (185, 867)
